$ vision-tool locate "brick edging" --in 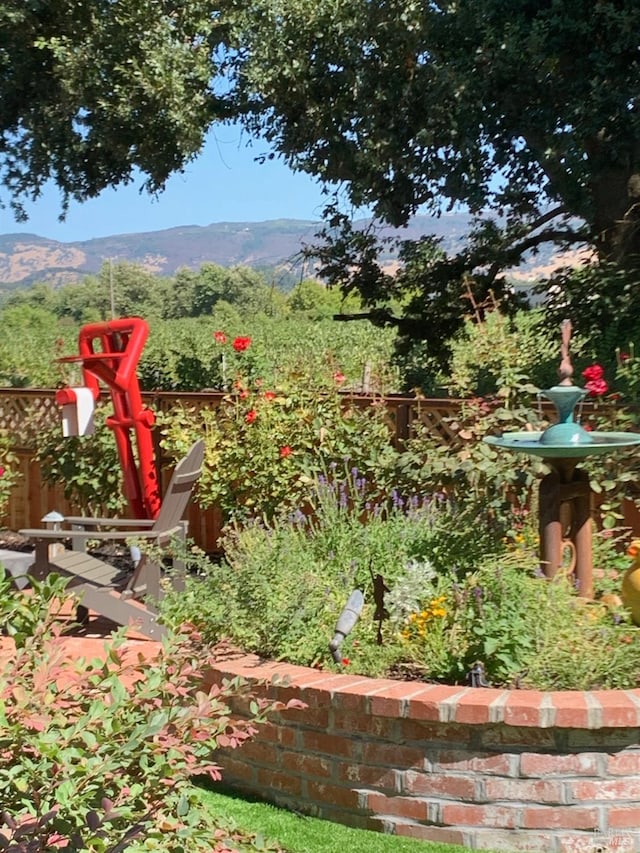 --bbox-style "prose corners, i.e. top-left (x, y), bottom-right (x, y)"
top-left (208, 651), bottom-right (640, 730)
top-left (207, 652), bottom-right (640, 852)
